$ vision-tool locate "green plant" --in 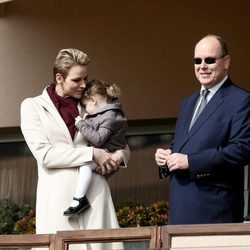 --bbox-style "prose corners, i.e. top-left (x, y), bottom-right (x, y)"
top-left (116, 200), bottom-right (168, 227)
top-left (0, 198), bottom-right (20, 234)
top-left (0, 198), bottom-right (35, 234)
